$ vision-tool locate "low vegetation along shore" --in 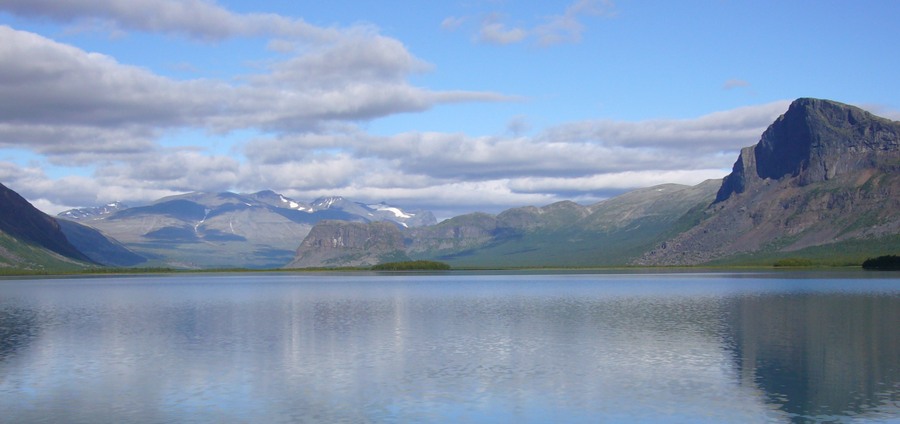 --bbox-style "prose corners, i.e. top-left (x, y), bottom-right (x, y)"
top-left (4, 256), bottom-right (900, 277)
